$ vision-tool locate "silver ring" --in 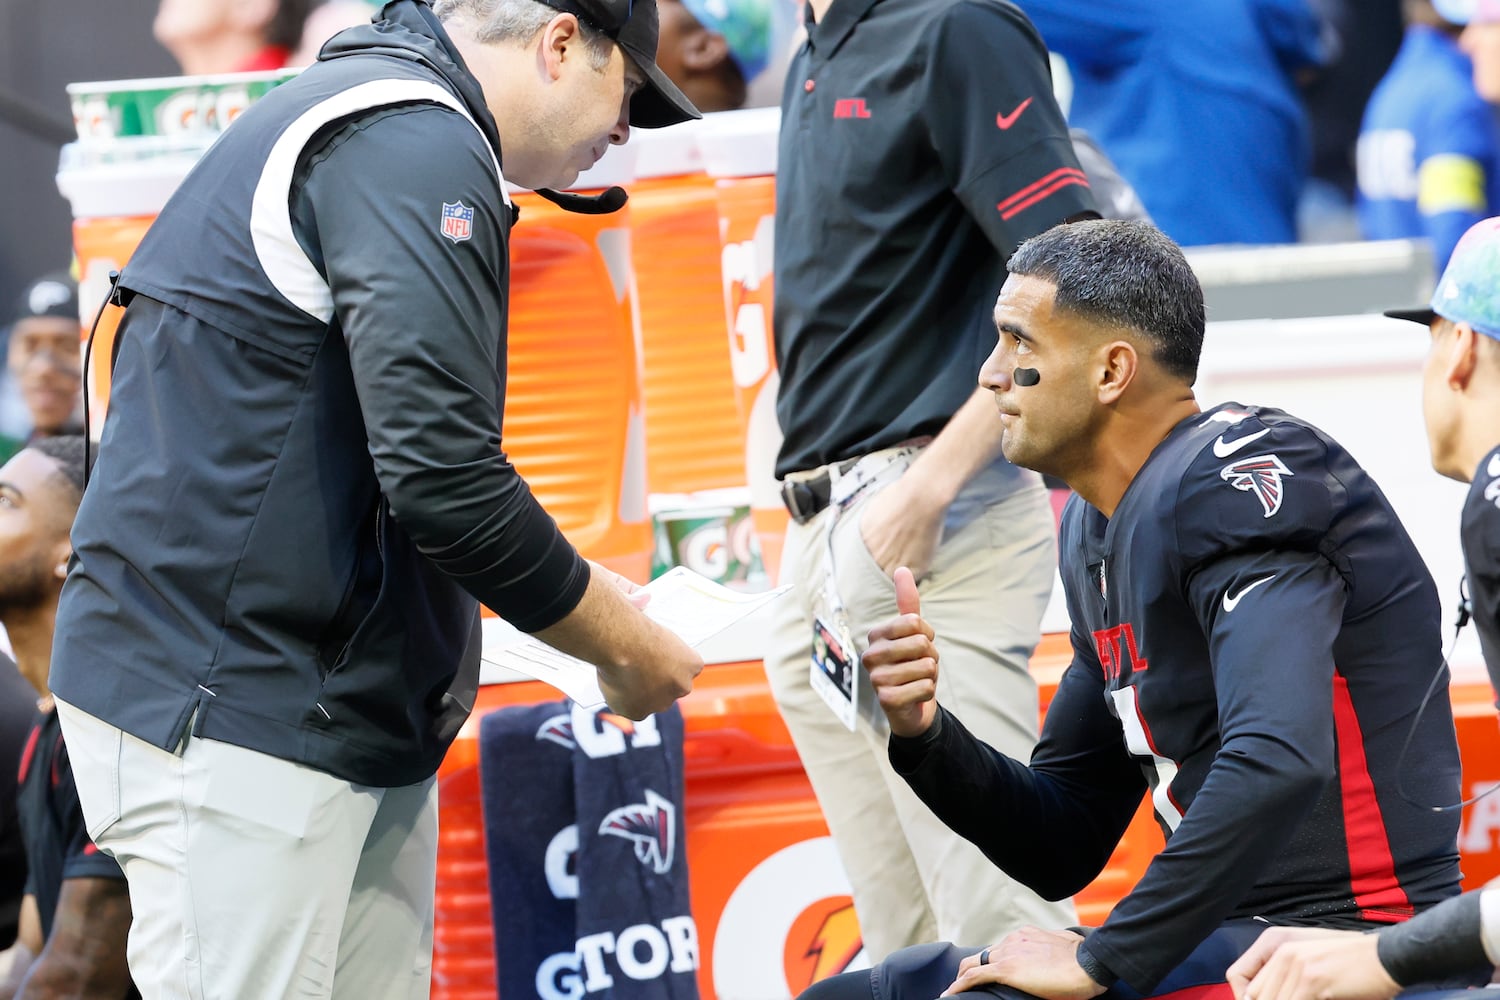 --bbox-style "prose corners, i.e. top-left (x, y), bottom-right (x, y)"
top-left (979, 948), bottom-right (991, 965)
